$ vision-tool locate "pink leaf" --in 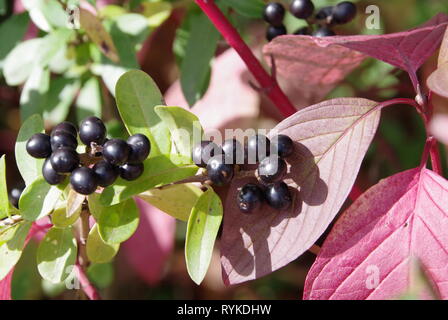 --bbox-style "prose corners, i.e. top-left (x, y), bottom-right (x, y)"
top-left (304, 168), bottom-right (448, 300)
top-left (0, 271), bottom-right (13, 300)
top-left (427, 64), bottom-right (448, 98)
top-left (430, 114), bottom-right (448, 145)
top-left (220, 98), bottom-right (380, 285)
top-left (122, 198), bottom-right (175, 286)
